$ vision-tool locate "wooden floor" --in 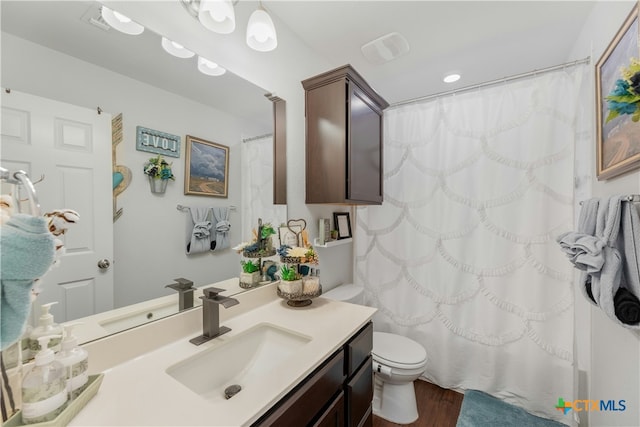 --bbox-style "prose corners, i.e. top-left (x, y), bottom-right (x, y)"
top-left (372, 380), bottom-right (464, 427)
